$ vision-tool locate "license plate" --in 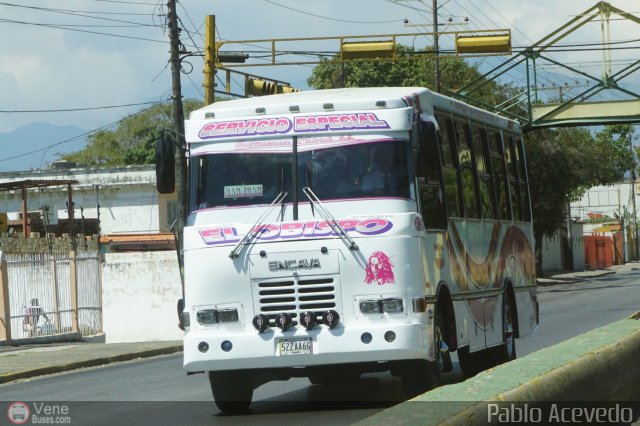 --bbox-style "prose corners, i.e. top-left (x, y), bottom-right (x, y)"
top-left (279, 338), bottom-right (312, 355)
